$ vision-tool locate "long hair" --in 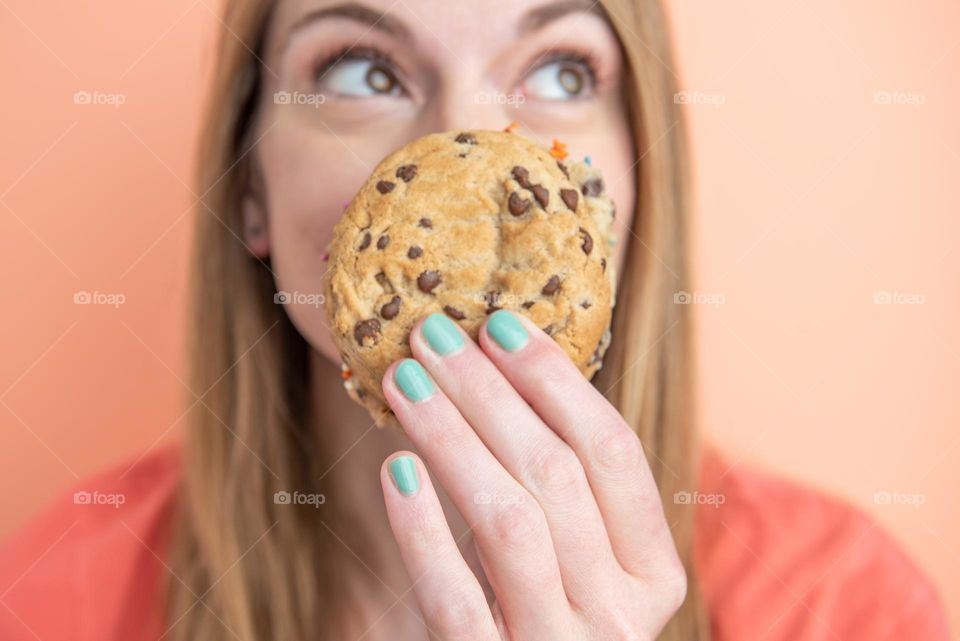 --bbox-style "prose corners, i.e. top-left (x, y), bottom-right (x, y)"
top-left (166, 0), bottom-right (709, 638)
